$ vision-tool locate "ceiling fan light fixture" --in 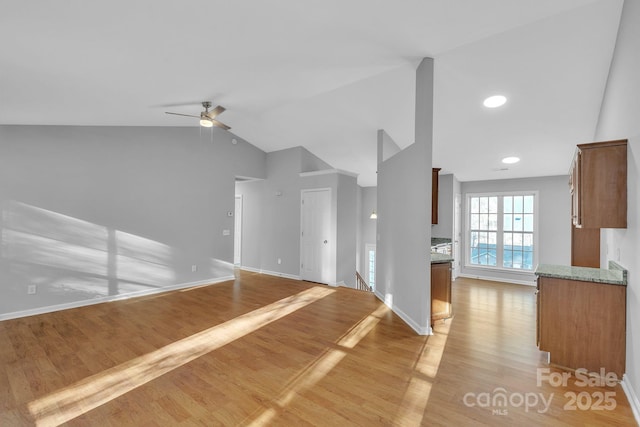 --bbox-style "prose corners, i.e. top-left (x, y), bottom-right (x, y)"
top-left (166, 101), bottom-right (229, 129)
top-left (200, 118), bottom-right (214, 128)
